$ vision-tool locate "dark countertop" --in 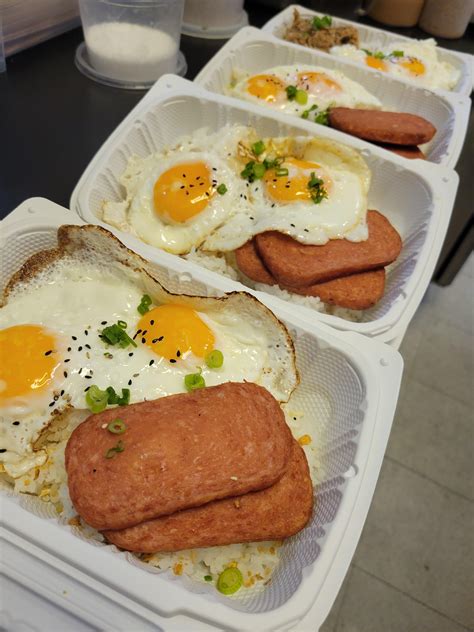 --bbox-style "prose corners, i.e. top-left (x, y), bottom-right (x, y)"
top-left (1, 0), bottom-right (472, 282)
